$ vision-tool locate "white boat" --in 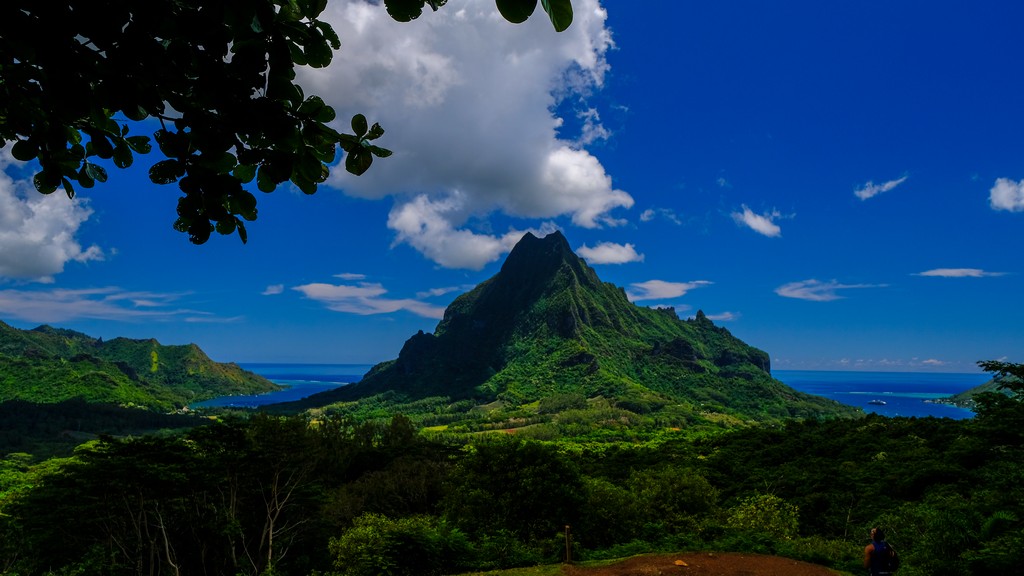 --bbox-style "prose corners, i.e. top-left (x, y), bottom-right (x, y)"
top-left (867, 399), bottom-right (887, 406)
